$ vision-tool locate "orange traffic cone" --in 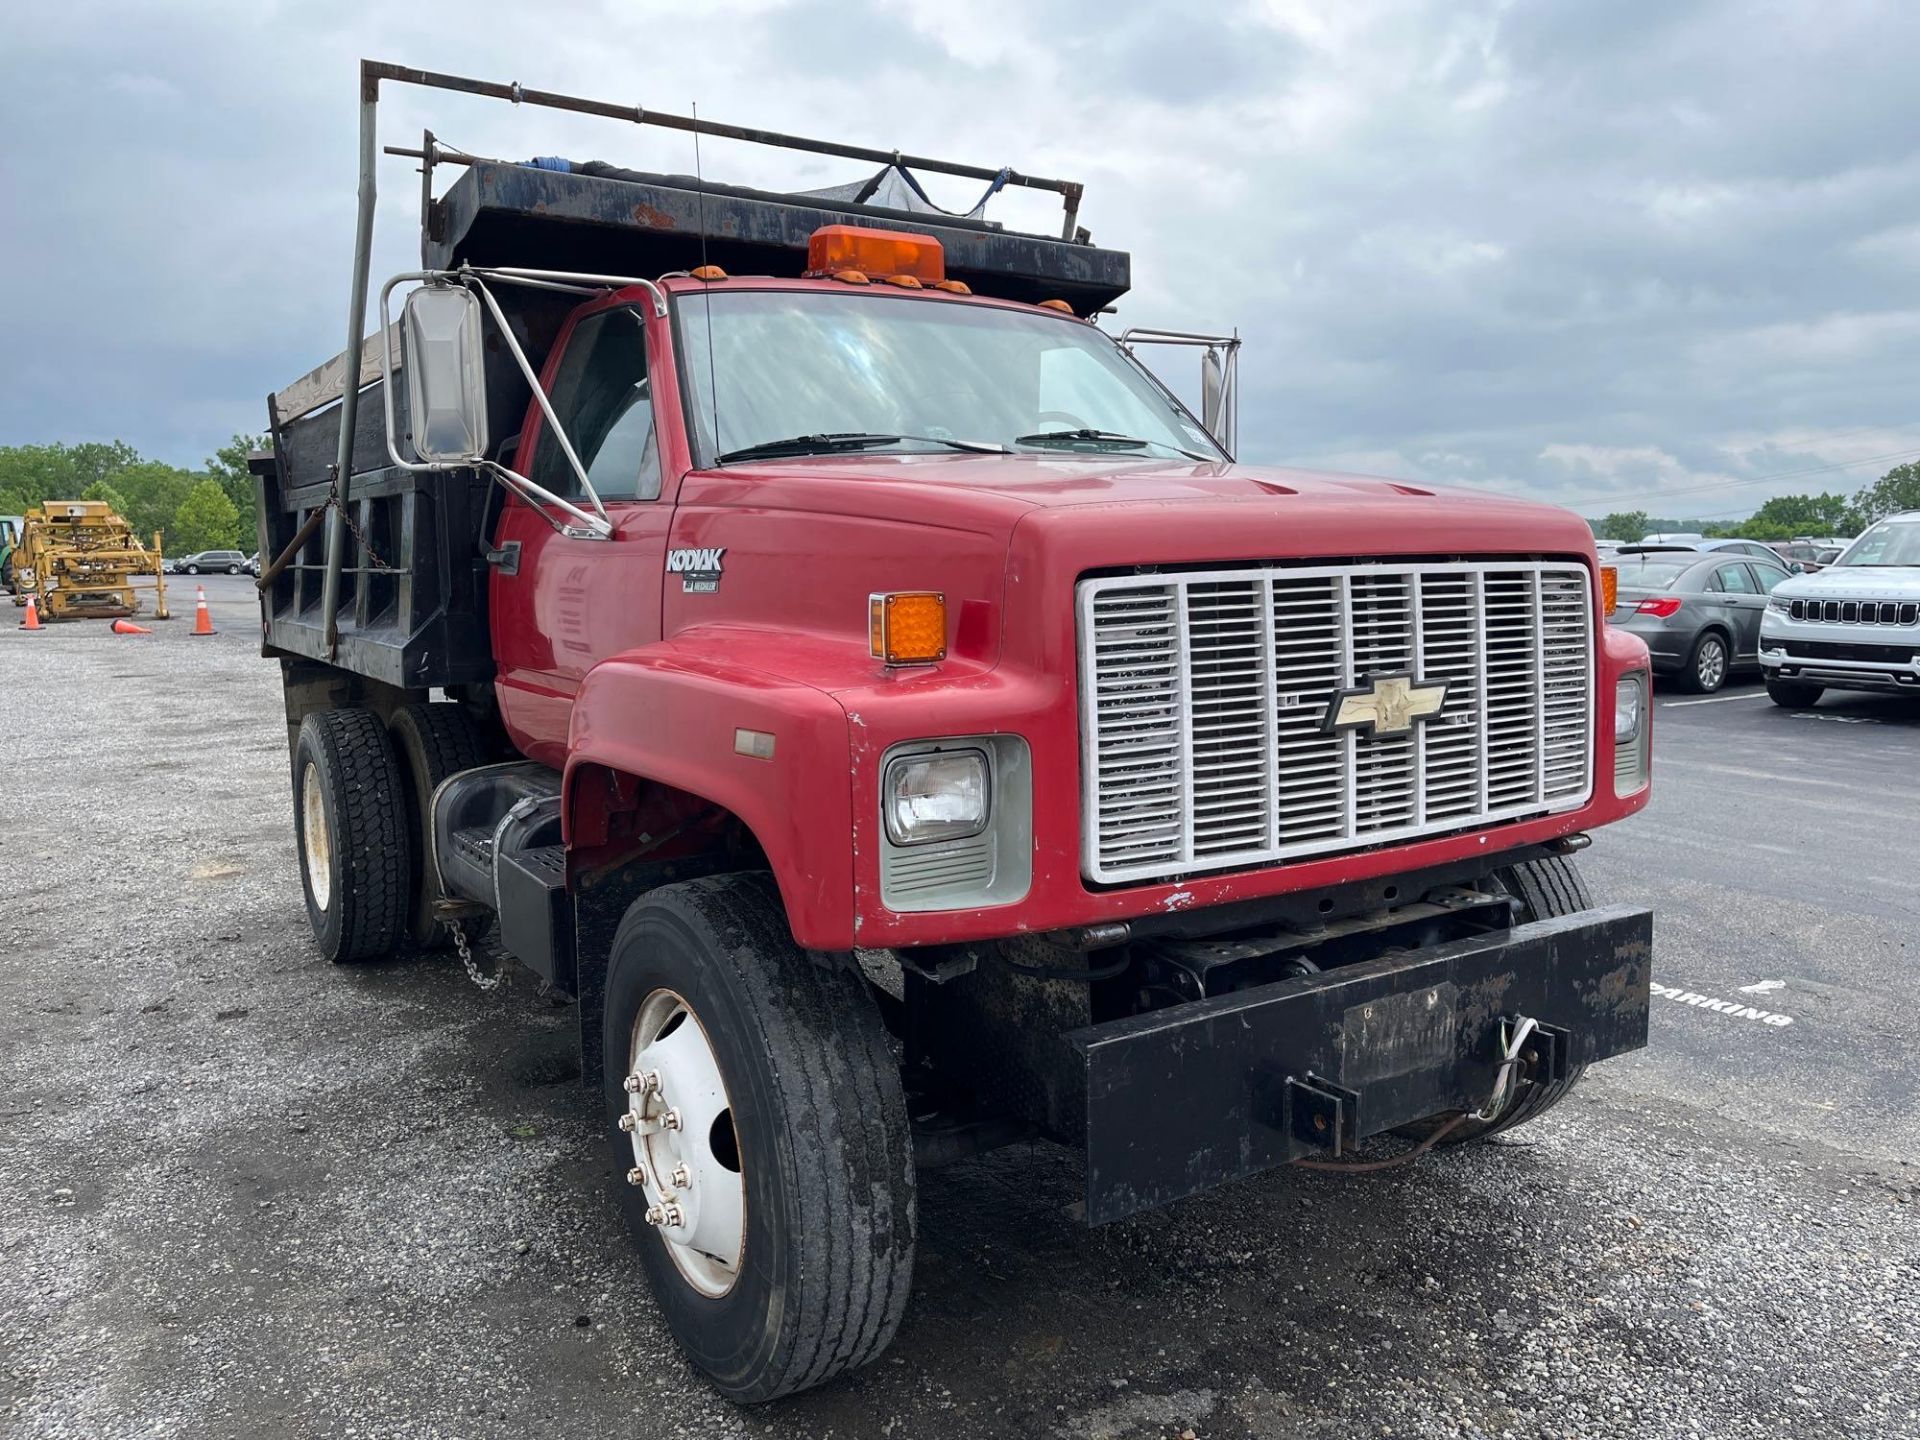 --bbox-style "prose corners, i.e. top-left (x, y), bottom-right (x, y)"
top-left (111, 617), bottom-right (153, 635)
top-left (191, 585), bottom-right (216, 637)
top-left (20, 595), bottom-right (43, 630)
